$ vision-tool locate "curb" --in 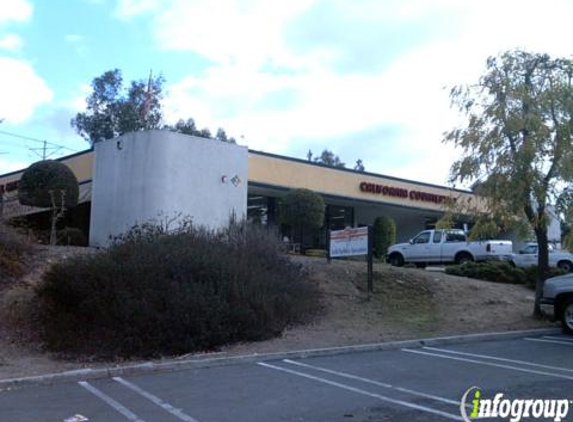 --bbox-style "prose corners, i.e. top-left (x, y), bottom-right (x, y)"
top-left (0, 327), bottom-right (561, 390)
